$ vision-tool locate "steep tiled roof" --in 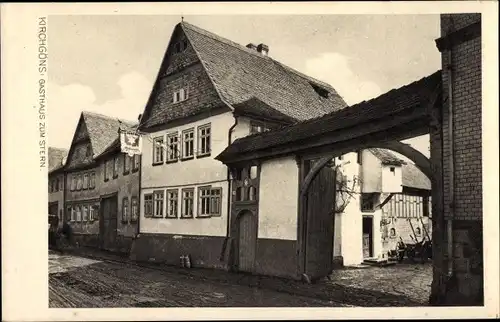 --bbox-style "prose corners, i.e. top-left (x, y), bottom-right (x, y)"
top-left (82, 111), bottom-right (136, 158)
top-left (216, 70), bottom-right (442, 162)
top-left (48, 147), bottom-right (68, 173)
top-left (232, 97), bottom-right (297, 124)
top-left (368, 148), bottom-right (405, 166)
top-left (96, 123), bottom-right (139, 159)
top-left (143, 22), bottom-right (347, 127)
top-left (402, 162), bottom-right (431, 190)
